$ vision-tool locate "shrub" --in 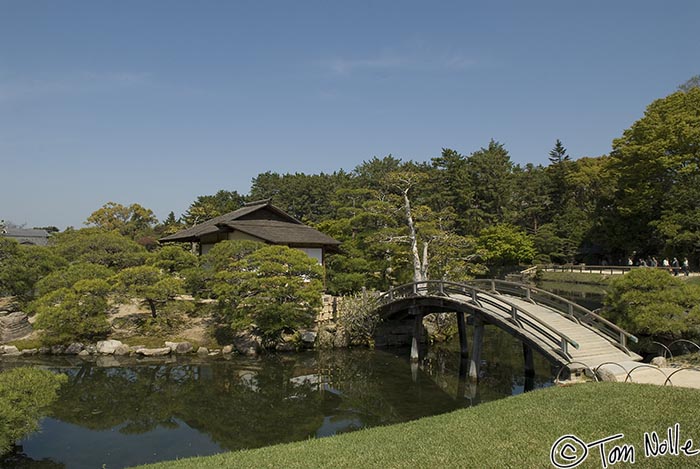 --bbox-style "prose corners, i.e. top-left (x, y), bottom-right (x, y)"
top-left (51, 228), bottom-right (147, 269)
top-left (33, 279), bottom-right (112, 345)
top-left (337, 292), bottom-right (381, 346)
top-left (34, 262), bottom-right (114, 298)
top-left (0, 368), bottom-right (67, 455)
top-left (146, 245), bottom-right (198, 275)
top-left (0, 239), bottom-right (67, 302)
top-left (603, 268), bottom-right (700, 338)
